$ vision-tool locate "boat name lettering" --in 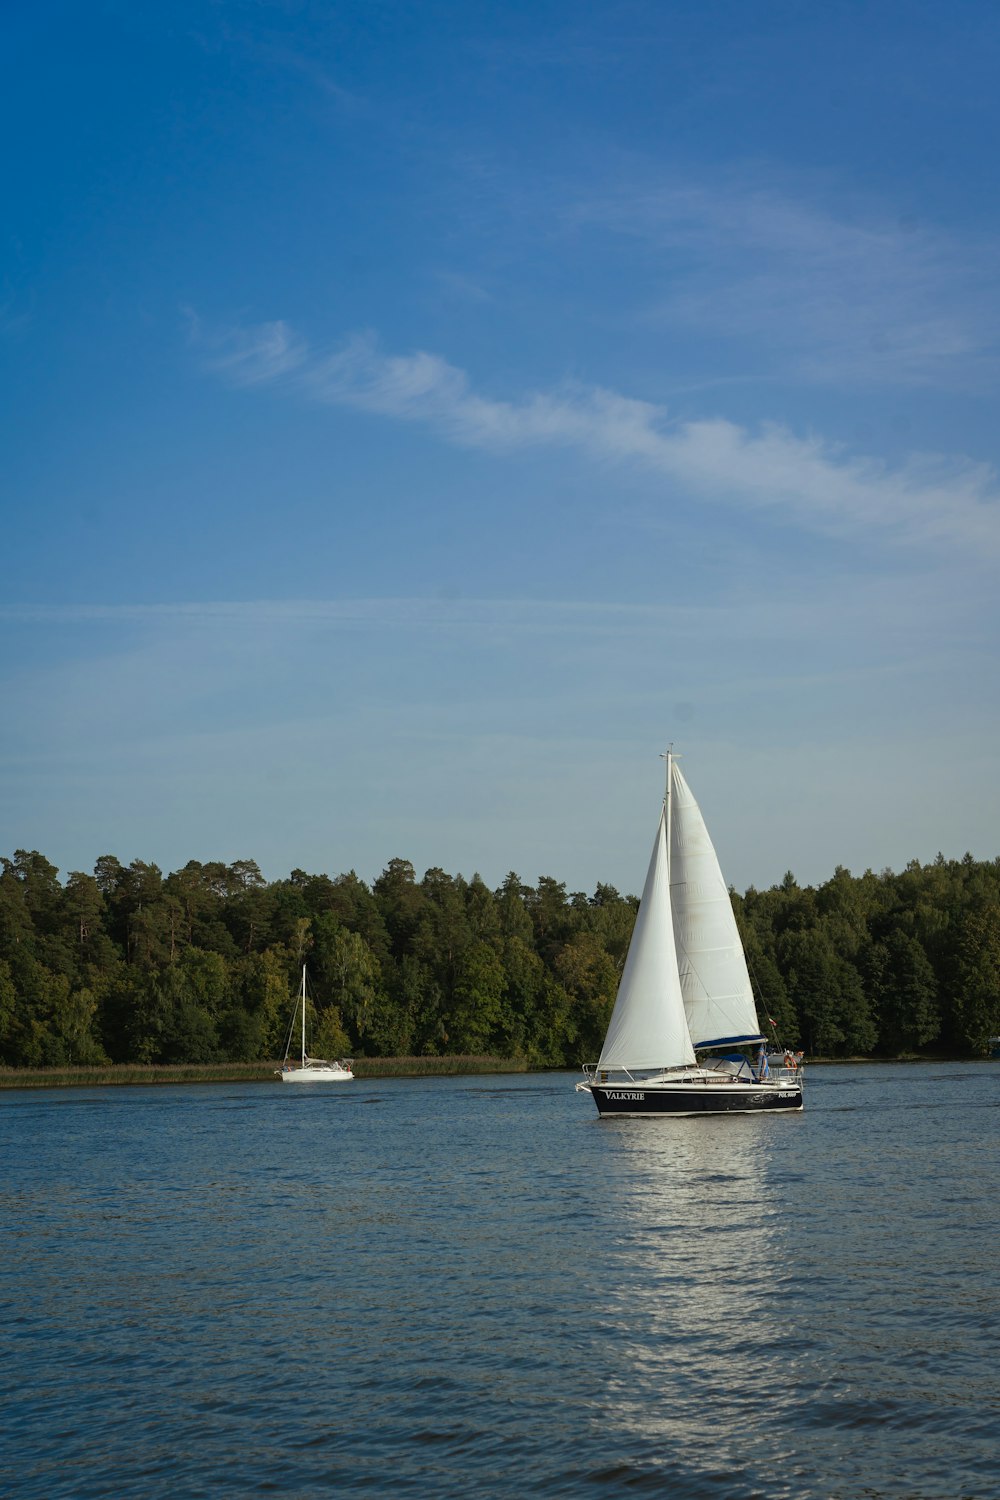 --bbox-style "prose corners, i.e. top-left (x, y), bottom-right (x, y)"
top-left (607, 1090), bottom-right (646, 1101)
